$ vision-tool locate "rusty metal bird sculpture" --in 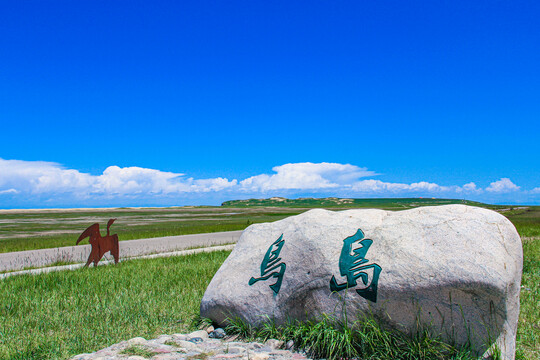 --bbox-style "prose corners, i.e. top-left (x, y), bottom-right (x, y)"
top-left (76, 218), bottom-right (119, 267)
